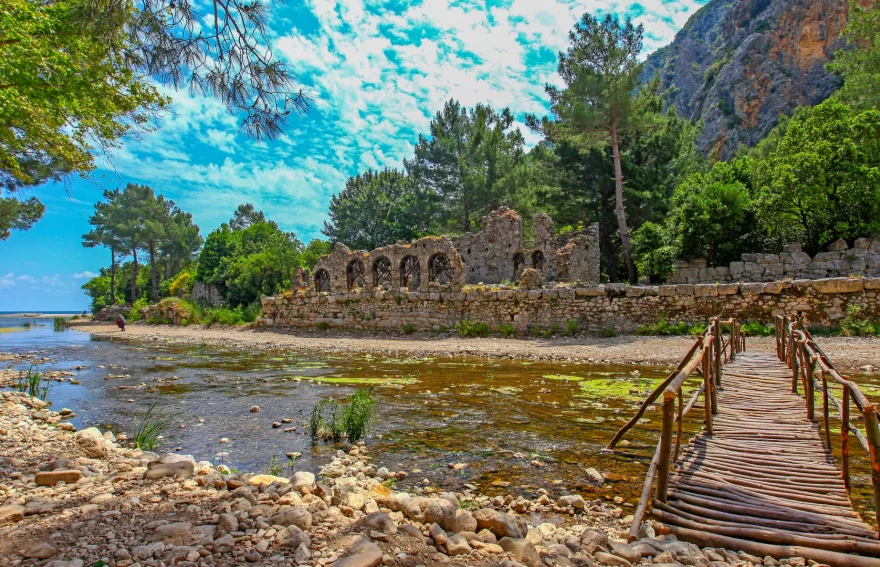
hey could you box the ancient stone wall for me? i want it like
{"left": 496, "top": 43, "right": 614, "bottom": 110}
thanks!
{"left": 191, "top": 282, "right": 223, "bottom": 307}
{"left": 310, "top": 208, "right": 601, "bottom": 293}
{"left": 260, "top": 277, "right": 880, "bottom": 334}
{"left": 310, "top": 236, "right": 466, "bottom": 295}
{"left": 669, "top": 238, "right": 880, "bottom": 285}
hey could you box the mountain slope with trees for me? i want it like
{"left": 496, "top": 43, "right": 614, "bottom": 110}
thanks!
{"left": 644, "top": 0, "right": 851, "bottom": 160}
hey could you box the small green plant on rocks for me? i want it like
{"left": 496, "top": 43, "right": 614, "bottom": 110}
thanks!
{"left": 402, "top": 323, "right": 416, "bottom": 335}
{"left": 309, "top": 388, "right": 375, "bottom": 443}
{"left": 565, "top": 320, "right": 579, "bottom": 336}
{"left": 131, "top": 401, "right": 173, "bottom": 451}
{"left": 499, "top": 323, "right": 515, "bottom": 338}
{"left": 16, "top": 366, "right": 49, "bottom": 400}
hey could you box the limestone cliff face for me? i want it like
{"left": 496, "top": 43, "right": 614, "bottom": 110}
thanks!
{"left": 644, "top": 0, "right": 851, "bottom": 159}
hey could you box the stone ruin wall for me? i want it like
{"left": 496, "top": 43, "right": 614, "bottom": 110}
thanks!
{"left": 298, "top": 208, "right": 601, "bottom": 298}
{"left": 669, "top": 238, "right": 880, "bottom": 285}
{"left": 451, "top": 208, "right": 600, "bottom": 285}
{"left": 191, "top": 282, "right": 223, "bottom": 307}
{"left": 260, "top": 277, "right": 880, "bottom": 334}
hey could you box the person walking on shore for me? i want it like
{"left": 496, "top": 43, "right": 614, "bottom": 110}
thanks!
{"left": 116, "top": 315, "right": 126, "bottom": 332}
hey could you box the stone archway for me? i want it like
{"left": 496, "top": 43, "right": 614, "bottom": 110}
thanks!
{"left": 314, "top": 269, "right": 331, "bottom": 293}
{"left": 400, "top": 255, "right": 421, "bottom": 291}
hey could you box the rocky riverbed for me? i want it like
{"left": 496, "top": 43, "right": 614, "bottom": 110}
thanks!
{"left": 0, "top": 390, "right": 823, "bottom": 567}
{"left": 69, "top": 321, "right": 880, "bottom": 370}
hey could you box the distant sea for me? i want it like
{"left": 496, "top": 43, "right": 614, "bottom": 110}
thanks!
{"left": 0, "top": 311, "right": 84, "bottom": 315}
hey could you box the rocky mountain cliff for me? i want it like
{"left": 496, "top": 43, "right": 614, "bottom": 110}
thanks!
{"left": 644, "top": 0, "right": 851, "bottom": 159}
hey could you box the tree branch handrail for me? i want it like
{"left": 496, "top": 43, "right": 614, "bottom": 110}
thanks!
{"left": 776, "top": 315, "right": 880, "bottom": 532}
{"left": 615, "top": 317, "right": 742, "bottom": 541}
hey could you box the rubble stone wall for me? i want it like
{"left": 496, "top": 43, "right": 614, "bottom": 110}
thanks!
{"left": 260, "top": 277, "right": 880, "bottom": 334}
{"left": 669, "top": 238, "right": 880, "bottom": 284}
{"left": 191, "top": 282, "right": 224, "bottom": 307}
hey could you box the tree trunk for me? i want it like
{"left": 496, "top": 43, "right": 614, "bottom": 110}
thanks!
{"left": 149, "top": 240, "right": 158, "bottom": 302}
{"left": 131, "top": 248, "right": 139, "bottom": 304}
{"left": 110, "top": 248, "right": 116, "bottom": 305}
{"left": 610, "top": 118, "right": 638, "bottom": 284}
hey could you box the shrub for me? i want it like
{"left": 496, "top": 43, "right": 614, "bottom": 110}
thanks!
{"left": 456, "top": 319, "right": 490, "bottom": 337}
{"left": 739, "top": 321, "right": 775, "bottom": 337}
{"left": 128, "top": 297, "right": 149, "bottom": 321}
{"left": 316, "top": 322, "right": 330, "bottom": 330}
{"left": 840, "top": 305, "right": 880, "bottom": 337}
{"left": 565, "top": 320, "right": 579, "bottom": 336}
{"left": 131, "top": 402, "right": 173, "bottom": 451}
{"left": 168, "top": 271, "right": 195, "bottom": 298}
{"left": 53, "top": 317, "right": 69, "bottom": 331}
{"left": 499, "top": 324, "right": 515, "bottom": 338}
{"left": 402, "top": 323, "right": 416, "bottom": 335}
{"left": 309, "top": 388, "right": 375, "bottom": 443}
{"left": 599, "top": 326, "right": 616, "bottom": 338}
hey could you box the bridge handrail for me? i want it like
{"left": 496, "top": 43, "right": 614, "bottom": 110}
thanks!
{"left": 608, "top": 317, "right": 744, "bottom": 541}
{"left": 776, "top": 314, "right": 880, "bottom": 532}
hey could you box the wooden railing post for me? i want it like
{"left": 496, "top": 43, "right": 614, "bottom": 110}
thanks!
{"left": 657, "top": 392, "right": 676, "bottom": 503}
{"left": 714, "top": 320, "right": 722, "bottom": 382}
{"left": 703, "top": 340, "right": 714, "bottom": 434}
{"left": 775, "top": 317, "right": 781, "bottom": 360}
{"left": 822, "top": 367, "right": 831, "bottom": 449}
{"left": 842, "top": 384, "right": 851, "bottom": 491}
{"left": 802, "top": 342, "right": 814, "bottom": 421}
{"left": 861, "top": 405, "right": 880, "bottom": 533}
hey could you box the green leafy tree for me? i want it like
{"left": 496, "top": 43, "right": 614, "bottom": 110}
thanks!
{"left": 0, "top": 197, "right": 44, "bottom": 240}
{"left": 196, "top": 224, "right": 239, "bottom": 293}
{"left": 405, "top": 100, "right": 526, "bottom": 233}
{"left": 81, "top": 270, "right": 116, "bottom": 312}
{"left": 754, "top": 100, "right": 880, "bottom": 253}
{"left": 631, "top": 221, "right": 675, "bottom": 283}
{"left": 666, "top": 161, "right": 758, "bottom": 266}
{"left": 82, "top": 189, "right": 126, "bottom": 303}
{"left": 830, "top": 1, "right": 880, "bottom": 110}
{"left": 302, "top": 239, "right": 332, "bottom": 269}
{"left": 528, "top": 14, "right": 647, "bottom": 284}
{"left": 230, "top": 203, "right": 267, "bottom": 231}
{"left": 323, "top": 169, "right": 430, "bottom": 249}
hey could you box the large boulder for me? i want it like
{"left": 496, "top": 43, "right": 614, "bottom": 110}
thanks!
{"left": 498, "top": 537, "right": 539, "bottom": 567}
{"left": 329, "top": 539, "right": 383, "bottom": 567}
{"left": 270, "top": 506, "right": 312, "bottom": 531}
{"left": 75, "top": 428, "right": 108, "bottom": 458}
{"left": 474, "top": 508, "right": 524, "bottom": 539}
{"left": 144, "top": 461, "right": 194, "bottom": 481}
{"left": 291, "top": 471, "right": 316, "bottom": 494}
{"left": 402, "top": 497, "right": 458, "bottom": 531}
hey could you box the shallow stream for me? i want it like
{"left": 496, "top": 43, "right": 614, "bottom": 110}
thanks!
{"left": 2, "top": 316, "right": 879, "bottom": 522}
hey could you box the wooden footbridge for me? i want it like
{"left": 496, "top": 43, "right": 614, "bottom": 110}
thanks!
{"left": 607, "top": 316, "right": 880, "bottom": 566}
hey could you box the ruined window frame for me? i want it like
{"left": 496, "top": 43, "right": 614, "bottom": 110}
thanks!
{"left": 346, "top": 258, "right": 366, "bottom": 290}
{"left": 314, "top": 269, "right": 331, "bottom": 293}
{"left": 400, "top": 255, "right": 421, "bottom": 291}
{"left": 372, "top": 256, "right": 392, "bottom": 288}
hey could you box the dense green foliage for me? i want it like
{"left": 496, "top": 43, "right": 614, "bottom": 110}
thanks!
{"left": 81, "top": 184, "right": 202, "bottom": 308}
{"left": 195, "top": 208, "right": 305, "bottom": 307}
{"left": 830, "top": 1, "right": 880, "bottom": 110}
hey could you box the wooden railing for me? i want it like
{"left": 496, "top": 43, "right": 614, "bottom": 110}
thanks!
{"left": 776, "top": 315, "right": 880, "bottom": 531}
{"left": 605, "top": 317, "right": 744, "bottom": 541}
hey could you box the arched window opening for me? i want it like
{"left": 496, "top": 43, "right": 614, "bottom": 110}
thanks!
{"left": 314, "top": 269, "right": 331, "bottom": 293}
{"left": 400, "top": 255, "right": 421, "bottom": 291}
{"left": 513, "top": 252, "right": 525, "bottom": 278}
{"left": 429, "top": 253, "right": 453, "bottom": 284}
{"left": 373, "top": 257, "right": 392, "bottom": 288}
{"left": 347, "top": 259, "right": 366, "bottom": 290}
{"left": 532, "top": 250, "right": 545, "bottom": 271}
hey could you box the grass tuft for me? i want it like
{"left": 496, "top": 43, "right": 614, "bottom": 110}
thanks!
{"left": 131, "top": 402, "right": 174, "bottom": 451}
{"left": 309, "top": 388, "right": 375, "bottom": 443}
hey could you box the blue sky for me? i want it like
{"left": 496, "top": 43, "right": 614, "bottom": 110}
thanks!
{"left": 1, "top": 0, "right": 708, "bottom": 311}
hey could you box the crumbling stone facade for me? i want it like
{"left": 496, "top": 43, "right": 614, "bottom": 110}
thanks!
{"left": 669, "top": 238, "right": 880, "bottom": 285}
{"left": 191, "top": 282, "right": 223, "bottom": 307}
{"left": 260, "top": 277, "right": 880, "bottom": 334}
{"left": 451, "top": 208, "right": 600, "bottom": 285}
{"left": 309, "top": 236, "right": 466, "bottom": 295}
{"left": 306, "top": 209, "right": 600, "bottom": 297}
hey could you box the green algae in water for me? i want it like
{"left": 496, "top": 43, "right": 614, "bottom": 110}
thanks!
{"left": 542, "top": 374, "right": 585, "bottom": 381}
{"left": 576, "top": 377, "right": 666, "bottom": 401}
{"left": 305, "top": 375, "right": 418, "bottom": 386}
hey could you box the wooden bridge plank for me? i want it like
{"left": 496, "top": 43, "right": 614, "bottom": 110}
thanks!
{"left": 652, "top": 351, "right": 878, "bottom": 558}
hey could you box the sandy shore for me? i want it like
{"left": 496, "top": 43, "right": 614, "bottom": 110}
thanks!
{"left": 69, "top": 321, "right": 880, "bottom": 370}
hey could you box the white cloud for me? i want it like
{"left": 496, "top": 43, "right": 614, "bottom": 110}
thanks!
{"left": 91, "top": 0, "right": 707, "bottom": 242}
{"left": 0, "top": 273, "right": 14, "bottom": 288}
{"left": 73, "top": 271, "right": 99, "bottom": 280}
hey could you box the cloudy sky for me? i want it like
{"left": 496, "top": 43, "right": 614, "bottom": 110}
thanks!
{"left": 1, "top": 0, "right": 708, "bottom": 311}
